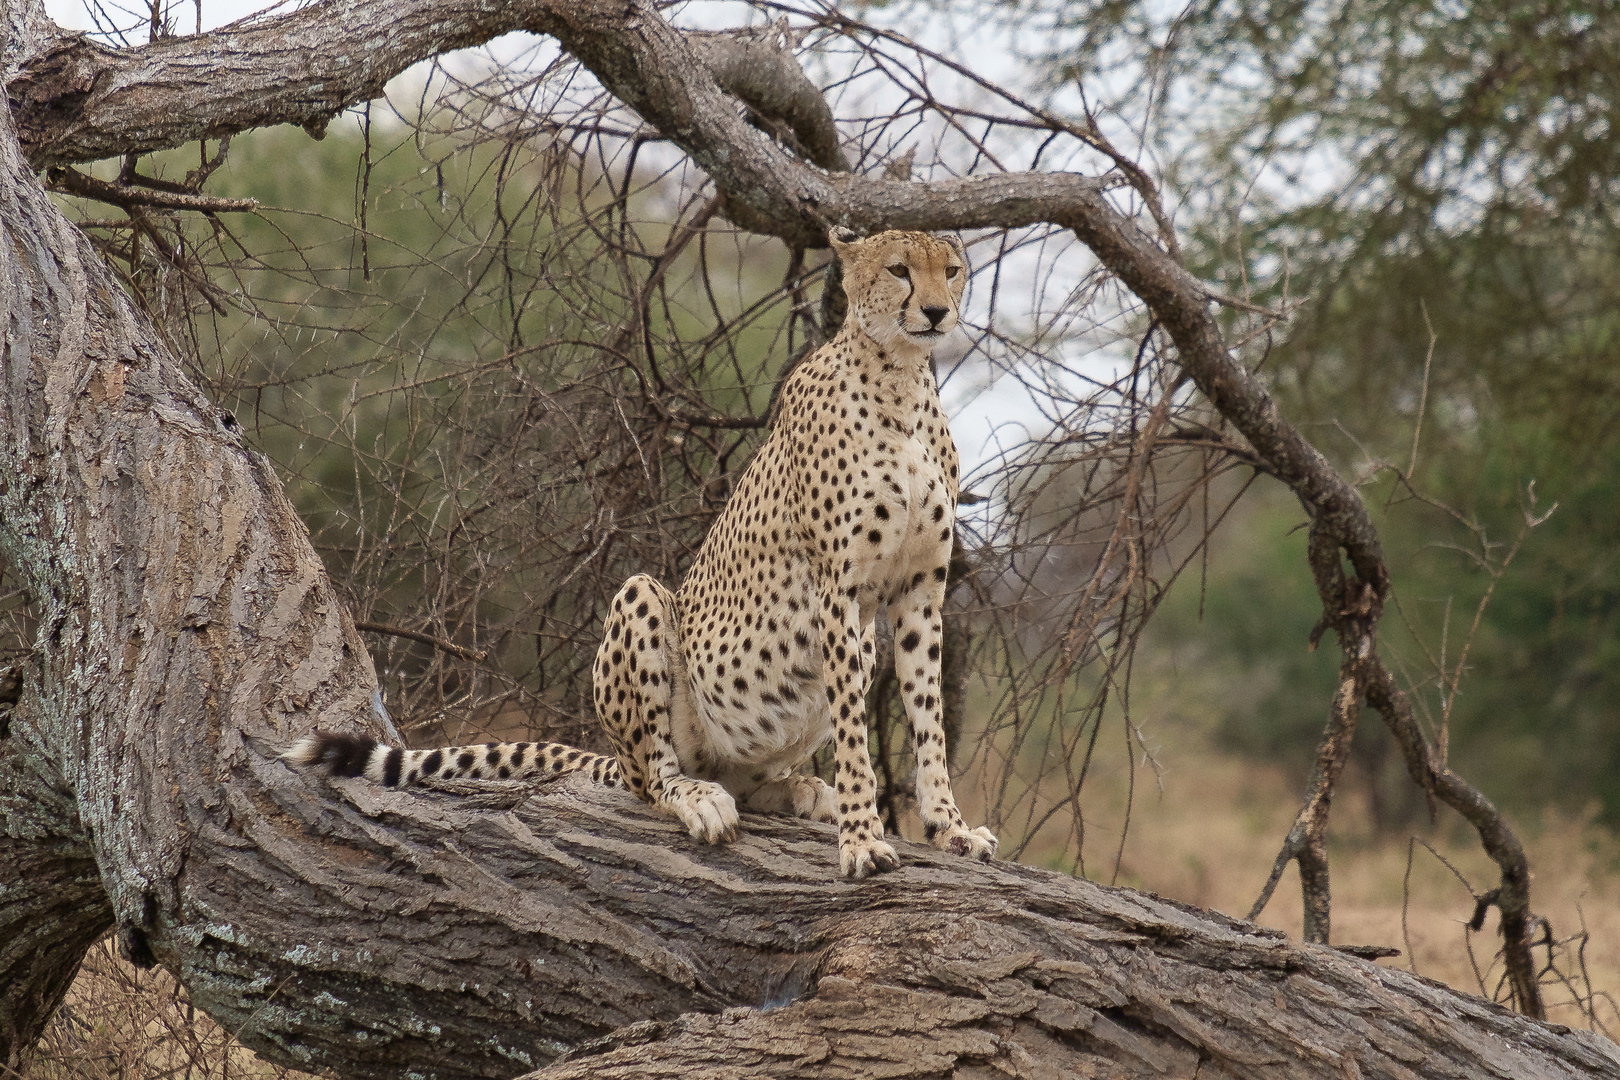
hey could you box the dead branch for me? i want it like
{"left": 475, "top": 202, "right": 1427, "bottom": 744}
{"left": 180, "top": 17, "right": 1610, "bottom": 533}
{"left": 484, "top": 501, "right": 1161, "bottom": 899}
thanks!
{"left": 353, "top": 622, "right": 489, "bottom": 664}
{"left": 45, "top": 165, "right": 258, "bottom": 212}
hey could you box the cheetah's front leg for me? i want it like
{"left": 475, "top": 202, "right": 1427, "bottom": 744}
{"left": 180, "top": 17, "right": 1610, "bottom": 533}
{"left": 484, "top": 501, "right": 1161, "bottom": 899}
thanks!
{"left": 819, "top": 586, "right": 898, "bottom": 877}
{"left": 889, "top": 578, "right": 997, "bottom": 863}
{"left": 594, "top": 574, "right": 738, "bottom": 843}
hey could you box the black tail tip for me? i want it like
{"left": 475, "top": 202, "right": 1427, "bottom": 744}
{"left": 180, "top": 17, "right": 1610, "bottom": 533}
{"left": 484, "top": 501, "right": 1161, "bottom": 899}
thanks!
{"left": 282, "top": 730, "right": 379, "bottom": 778}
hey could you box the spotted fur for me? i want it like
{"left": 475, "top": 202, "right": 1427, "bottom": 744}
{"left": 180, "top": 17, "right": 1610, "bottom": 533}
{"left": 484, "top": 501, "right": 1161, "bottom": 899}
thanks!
{"left": 282, "top": 730, "right": 623, "bottom": 788}
{"left": 285, "top": 228, "right": 997, "bottom": 878}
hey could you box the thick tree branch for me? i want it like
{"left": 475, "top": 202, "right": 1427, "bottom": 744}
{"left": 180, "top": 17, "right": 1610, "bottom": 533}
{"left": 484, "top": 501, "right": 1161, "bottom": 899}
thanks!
{"left": 687, "top": 24, "right": 850, "bottom": 174}
{"left": 7, "top": 0, "right": 847, "bottom": 174}
{"left": 0, "top": 75, "right": 379, "bottom": 1065}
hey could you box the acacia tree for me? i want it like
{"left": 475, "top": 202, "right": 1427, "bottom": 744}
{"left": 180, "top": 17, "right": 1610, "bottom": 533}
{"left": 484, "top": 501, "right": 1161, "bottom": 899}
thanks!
{"left": 1, "top": 0, "right": 1612, "bottom": 1076}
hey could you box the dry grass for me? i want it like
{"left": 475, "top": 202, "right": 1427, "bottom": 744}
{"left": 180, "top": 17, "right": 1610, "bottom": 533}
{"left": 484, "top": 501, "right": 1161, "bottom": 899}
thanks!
{"left": 1009, "top": 732, "right": 1620, "bottom": 1036}
{"left": 16, "top": 939, "right": 313, "bottom": 1080}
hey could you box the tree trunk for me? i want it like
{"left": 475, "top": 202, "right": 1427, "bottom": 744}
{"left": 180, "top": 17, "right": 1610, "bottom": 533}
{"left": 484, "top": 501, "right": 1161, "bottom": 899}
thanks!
{"left": 0, "top": 0, "right": 1607, "bottom": 1075}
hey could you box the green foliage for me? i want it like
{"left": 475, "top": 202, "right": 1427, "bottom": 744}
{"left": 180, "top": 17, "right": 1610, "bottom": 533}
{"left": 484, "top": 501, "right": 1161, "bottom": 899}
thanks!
{"left": 1149, "top": 446, "right": 1620, "bottom": 820}
{"left": 1378, "top": 429, "right": 1620, "bottom": 818}
{"left": 1147, "top": 493, "right": 1340, "bottom": 774}
{"left": 994, "top": 0, "right": 1620, "bottom": 817}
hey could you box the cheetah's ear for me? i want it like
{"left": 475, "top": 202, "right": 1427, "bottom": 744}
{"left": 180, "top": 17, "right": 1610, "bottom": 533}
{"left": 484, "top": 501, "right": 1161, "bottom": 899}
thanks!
{"left": 829, "top": 226, "right": 861, "bottom": 257}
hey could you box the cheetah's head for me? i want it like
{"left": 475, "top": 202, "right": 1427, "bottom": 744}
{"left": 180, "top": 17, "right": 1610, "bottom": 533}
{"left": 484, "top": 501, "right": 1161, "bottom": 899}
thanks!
{"left": 829, "top": 228, "right": 967, "bottom": 352}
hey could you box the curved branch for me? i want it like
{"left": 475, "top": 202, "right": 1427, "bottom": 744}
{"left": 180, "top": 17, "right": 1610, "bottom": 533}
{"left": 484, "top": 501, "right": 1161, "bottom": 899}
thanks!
{"left": 688, "top": 25, "right": 850, "bottom": 173}
{"left": 8, "top": 0, "right": 845, "bottom": 174}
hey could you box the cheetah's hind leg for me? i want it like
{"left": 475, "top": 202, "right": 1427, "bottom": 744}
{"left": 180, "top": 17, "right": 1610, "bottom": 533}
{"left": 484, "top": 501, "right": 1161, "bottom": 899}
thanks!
{"left": 594, "top": 574, "right": 739, "bottom": 844}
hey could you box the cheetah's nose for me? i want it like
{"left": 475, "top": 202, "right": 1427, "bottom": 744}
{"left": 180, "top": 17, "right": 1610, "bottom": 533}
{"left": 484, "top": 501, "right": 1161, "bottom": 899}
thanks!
{"left": 921, "top": 306, "right": 949, "bottom": 328}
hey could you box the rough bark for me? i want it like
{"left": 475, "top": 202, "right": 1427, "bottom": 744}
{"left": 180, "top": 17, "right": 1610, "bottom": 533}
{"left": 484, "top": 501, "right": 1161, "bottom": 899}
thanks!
{"left": 0, "top": 0, "right": 1585, "bottom": 1073}
{"left": 0, "top": 69, "right": 377, "bottom": 1069}
{"left": 0, "top": 682, "right": 112, "bottom": 1066}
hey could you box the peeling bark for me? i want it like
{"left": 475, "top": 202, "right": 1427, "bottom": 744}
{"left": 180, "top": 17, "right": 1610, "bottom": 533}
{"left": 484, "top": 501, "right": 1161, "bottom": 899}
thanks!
{"left": 0, "top": 0, "right": 1587, "bottom": 1073}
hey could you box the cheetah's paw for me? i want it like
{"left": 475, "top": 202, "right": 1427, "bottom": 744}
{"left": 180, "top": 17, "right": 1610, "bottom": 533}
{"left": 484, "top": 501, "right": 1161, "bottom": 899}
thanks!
{"left": 787, "top": 776, "right": 838, "bottom": 823}
{"left": 929, "top": 823, "right": 997, "bottom": 862}
{"left": 839, "top": 835, "right": 899, "bottom": 879}
{"left": 663, "top": 780, "right": 739, "bottom": 844}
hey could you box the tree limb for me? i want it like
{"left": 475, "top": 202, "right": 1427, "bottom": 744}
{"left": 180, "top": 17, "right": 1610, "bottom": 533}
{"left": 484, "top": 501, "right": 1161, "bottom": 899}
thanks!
{"left": 686, "top": 23, "right": 850, "bottom": 174}
{"left": 7, "top": 0, "right": 845, "bottom": 174}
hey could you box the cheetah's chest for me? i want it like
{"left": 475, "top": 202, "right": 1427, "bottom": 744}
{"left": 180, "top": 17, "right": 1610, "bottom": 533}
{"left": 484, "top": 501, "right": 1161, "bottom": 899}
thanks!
{"left": 853, "top": 403, "right": 956, "bottom": 608}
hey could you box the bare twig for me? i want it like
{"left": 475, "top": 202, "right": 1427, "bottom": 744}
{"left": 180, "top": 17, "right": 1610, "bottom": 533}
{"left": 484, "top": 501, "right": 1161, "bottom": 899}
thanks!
{"left": 45, "top": 166, "right": 257, "bottom": 212}
{"left": 1406, "top": 302, "right": 1436, "bottom": 478}
{"left": 354, "top": 622, "right": 488, "bottom": 663}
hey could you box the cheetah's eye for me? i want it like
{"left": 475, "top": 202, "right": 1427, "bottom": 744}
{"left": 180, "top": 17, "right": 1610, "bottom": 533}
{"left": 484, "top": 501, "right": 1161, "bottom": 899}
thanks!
{"left": 944, "top": 265, "right": 960, "bottom": 279}
{"left": 887, "top": 264, "right": 910, "bottom": 279}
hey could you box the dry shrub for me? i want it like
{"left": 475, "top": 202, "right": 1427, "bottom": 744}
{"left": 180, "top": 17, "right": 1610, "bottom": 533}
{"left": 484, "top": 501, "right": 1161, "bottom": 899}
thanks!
{"left": 16, "top": 939, "right": 313, "bottom": 1080}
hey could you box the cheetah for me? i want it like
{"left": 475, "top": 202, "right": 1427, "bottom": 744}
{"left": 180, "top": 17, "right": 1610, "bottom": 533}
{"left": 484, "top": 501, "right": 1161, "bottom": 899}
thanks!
{"left": 286, "top": 228, "right": 997, "bottom": 878}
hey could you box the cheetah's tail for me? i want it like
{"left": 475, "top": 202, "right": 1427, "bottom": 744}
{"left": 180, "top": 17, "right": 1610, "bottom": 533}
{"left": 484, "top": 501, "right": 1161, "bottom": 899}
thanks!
{"left": 281, "top": 730, "right": 625, "bottom": 789}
